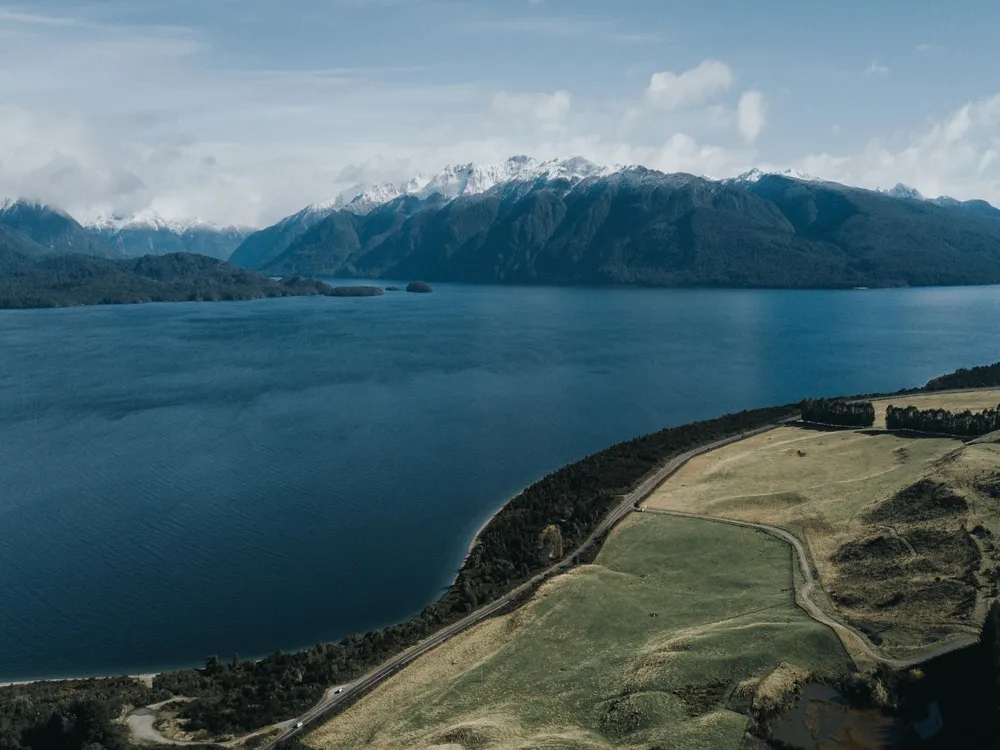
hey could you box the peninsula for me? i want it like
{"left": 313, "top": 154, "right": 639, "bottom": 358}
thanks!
{"left": 0, "top": 247, "right": 382, "bottom": 309}
{"left": 4, "top": 363, "right": 1000, "bottom": 749}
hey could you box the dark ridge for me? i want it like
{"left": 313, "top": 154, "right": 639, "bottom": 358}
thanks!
{"left": 864, "top": 479, "right": 969, "bottom": 525}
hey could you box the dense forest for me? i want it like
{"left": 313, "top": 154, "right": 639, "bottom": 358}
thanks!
{"left": 0, "top": 248, "right": 381, "bottom": 308}
{"left": 886, "top": 404, "right": 1000, "bottom": 437}
{"left": 0, "top": 679, "right": 163, "bottom": 750}
{"left": 799, "top": 398, "right": 876, "bottom": 427}
{"left": 925, "top": 362, "right": 1000, "bottom": 391}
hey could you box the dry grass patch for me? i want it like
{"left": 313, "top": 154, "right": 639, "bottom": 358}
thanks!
{"left": 751, "top": 663, "right": 809, "bottom": 715}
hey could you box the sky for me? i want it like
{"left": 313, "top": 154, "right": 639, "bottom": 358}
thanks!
{"left": 1, "top": 0, "right": 999, "bottom": 227}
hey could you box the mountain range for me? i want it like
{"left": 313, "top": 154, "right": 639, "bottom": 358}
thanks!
{"left": 226, "top": 156, "right": 1000, "bottom": 289}
{"left": 86, "top": 213, "right": 254, "bottom": 260}
{"left": 0, "top": 200, "right": 253, "bottom": 262}
{"left": 5, "top": 155, "right": 1000, "bottom": 290}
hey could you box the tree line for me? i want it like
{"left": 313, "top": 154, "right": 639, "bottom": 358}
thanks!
{"left": 886, "top": 404, "right": 1000, "bottom": 437}
{"left": 799, "top": 398, "right": 876, "bottom": 427}
{"left": 925, "top": 362, "right": 1000, "bottom": 391}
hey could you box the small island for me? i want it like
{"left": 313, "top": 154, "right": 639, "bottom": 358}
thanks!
{"left": 406, "top": 280, "right": 433, "bottom": 293}
{"left": 0, "top": 249, "right": 382, "bottom": 309}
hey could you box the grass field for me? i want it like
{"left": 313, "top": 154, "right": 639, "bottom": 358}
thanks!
{"left": 306, "top": 514, "right": 851, "bottom": 750}
{"left": 645, "top": 421, "right": 1000, "bottom": 658}
{"left": 871, "top": 389, "right": 1000, "bottom": 429}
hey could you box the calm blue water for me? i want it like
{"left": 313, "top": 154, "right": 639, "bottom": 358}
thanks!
{"left": 1, "top": 283, "right": 999, "bottom": 680}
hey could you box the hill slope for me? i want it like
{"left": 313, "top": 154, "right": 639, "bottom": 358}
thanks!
{"left": 0, "top": 224, "right": 48, "bottom": 258}
{"left": 250, "top": 170, "right": 1000, "bottom": 288}
{"left": 0, "top": 199, "right": 119, "bottom": 257}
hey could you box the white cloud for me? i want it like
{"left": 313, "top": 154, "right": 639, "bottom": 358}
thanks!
{"left": 491, "top": 90, "right": 572, "bottom": 131}
{"left": 736, "top": 91, "right": 766, "bottom": 143}
{"left": 865, "top": 62, "right": 889, "bottom": 75}
{"left": 794, "top": 92, "right": 1000, "bottom": 203}
{"left": 704, "top": 104, "right": 732, "bottom": 131}
{"left": 648, "top": 132, "right": 754, "bottom": 177}
{"left": 645, "top": 59, "right": 733, "bottom": 111}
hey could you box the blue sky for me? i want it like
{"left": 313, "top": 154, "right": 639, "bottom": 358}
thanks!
{"left": 1, "top": 0, "right": 998, "bottom": 225}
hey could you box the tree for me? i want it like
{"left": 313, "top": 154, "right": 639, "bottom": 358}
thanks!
{"left": 800, "top": 398, "right": 875, "bottom": 427}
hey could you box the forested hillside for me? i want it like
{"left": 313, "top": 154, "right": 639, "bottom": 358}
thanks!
{"left": 0, "top": 249, "right": 372, "bottom": 308}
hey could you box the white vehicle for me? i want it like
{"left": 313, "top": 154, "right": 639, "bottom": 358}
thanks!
{"left": 335, "top": 687, "right": 344, "bottom": 694}
{"left": 295, "top": 722, "right": 303, "bottom": 729}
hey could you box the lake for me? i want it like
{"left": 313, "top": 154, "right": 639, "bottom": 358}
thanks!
{"left": 2, "top": 283, "right": 999, "bottom": 680}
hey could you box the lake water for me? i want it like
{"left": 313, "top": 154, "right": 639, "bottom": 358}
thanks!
{"left": 2, "top": 283, "right": 999, "bottom": 680}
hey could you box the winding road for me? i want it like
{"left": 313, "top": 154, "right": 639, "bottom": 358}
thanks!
{"left": 640, "top": 508, "right": 977, "bottom": 668}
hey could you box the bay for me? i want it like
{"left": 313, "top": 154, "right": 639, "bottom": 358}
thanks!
{"left": 1, "top": 283, "right": 999, "bottom": 680}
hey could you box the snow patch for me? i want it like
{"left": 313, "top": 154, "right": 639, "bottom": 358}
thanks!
{"left": 730, "top": 167, "right": 820, "bottom": 183}
{"left": 876, "top": 183, "right": 925, "bottom": 200}
{"left": 298, "top": 155, "right": 618, "bottom": 223}
{"left": 85, "top": 210, "right": 252, "bottom": 235}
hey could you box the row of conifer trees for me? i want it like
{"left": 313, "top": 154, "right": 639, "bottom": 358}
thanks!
{"left": 799, "top": 398, "right": 1000, "bottom": 437}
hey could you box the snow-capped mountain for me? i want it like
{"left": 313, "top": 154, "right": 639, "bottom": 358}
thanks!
{"left": 229, "top": 156, "right": 618, "bottom": 269}
{"left": 85, "top": 211, "right": 252, "bottom": 235}
{"left": 316, "top": 155, "right": 615, "bottom": 218}
{"left": 1, "top": 197, "right": 71, "bottom": 217}
{"left": 729, "top": 167, "right": 820, "bottom": 184}
{"left": 871, "top": 184, "right": 1000, "bottom": 217}
{"left": 877, "top": 183, "right": 925, "bottom": 200}
{"left": 84, "top": 210, "right": 254, "bottom": 260}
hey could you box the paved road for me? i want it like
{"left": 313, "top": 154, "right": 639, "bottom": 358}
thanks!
{"left": 262, "top": 420, "right": 790, "bottom": 748}
{"left": 640, "top": 508, "right": 977, "bottom": 668}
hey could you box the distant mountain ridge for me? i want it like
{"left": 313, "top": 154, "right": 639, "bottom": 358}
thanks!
{"left": 224, "top": 159, "right": 1000, "bottom": 289}
{"left": 84, "top": 211, "right": 254, "bottom": 260}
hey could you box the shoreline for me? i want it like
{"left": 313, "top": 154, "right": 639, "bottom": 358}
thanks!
{"left": 0, "top": 672, "right": 158, "bottom": 689}
{"left": 463, "top": 498, "right": 512, "bottom": 562}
